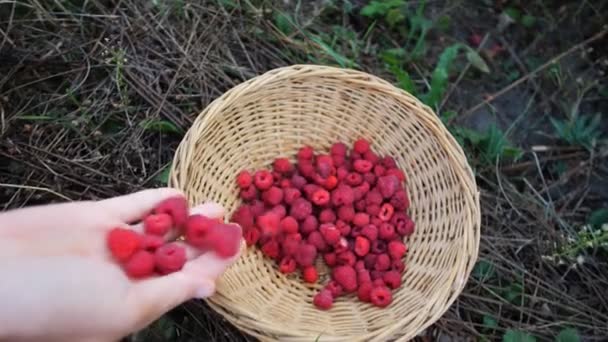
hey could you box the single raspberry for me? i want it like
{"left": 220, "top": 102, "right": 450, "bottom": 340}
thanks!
{"left": 371, "top": 240, "right": 387, "bottom": 254}
{"left": 363, "top": 172, "right": 376, "bottom": 187}
{"left": 378, "top": 203, "right": 395, "bottom": 222}
{"left": 298, "top": 162, "right": 315, "bottom": 178}
{"left": 257, "top": 212, "right": 280, "bottom": 237}
{"left": 303, "top": 184, "right": 320, "bottom": 200}
{"left": 308, "top": 231, "right": 328, "bottom": 252}
{"left": 206, "top": 223, "right": 242, "bottom": 258}
{"left": 364, "top": 254, "right": 377, "bottom": 269}
{"left": 363, "top": 150, "right": 379, "bottom": 165}
{"left": 143, "top": 213, "right": 173, "bottom": 236}
{"left": 357, "top": 269, "right": 372, "bottom": 284}
{"left": 398, "top": 219, "right": 415, "bottom": 237}
{"left": 154, "top": 196, "right": 189, "bottom": 229}
{"left": 379, "top": 223, "right": 396, "bottom": 240}
{"left": 230, "top": 205, "right": 254, "bottom": 230}
{"left": 331, "top": 185, "right": 355, "bottom": 206}
{"left": 353, "top": 182, "right": 371, "bottom": 201}
{"left": 270, "top": 205, "right": 287, "bottom": 219}
{"left": 366, "top": 204, "right": 381, "bottom": 216}
{"left": 370, "top": 286, "right": 392, "bottom": 308}
{"left": 283, "top": 188, "right": 301, "bottom": 205}
{"left": 313, "top": 289, "right": 333, "bottom": 310}
{"left": 377, "top": 175, "right": 399, "bottom": 198}
{"left": 336, "top": 221, "right": 351, "bottom": 236}
{"left": 261, "top": 186, "right": 283, "bottom": 206}
{"left": 239, "top": 186, "right": 258, "bottom": 201}
{"left": 297, "top": 145, "right": 314, "bottom": 161}
{"left": 330, "top": 142, "right": 348, "bottom": 156}
{"left": 350, "top": 225, "right": 363, "bottom": 237}
{"left": 141, "top": 234, "right": 165, "bottom": 252}
{"left": 337, "top": 205, "right": 355, "bottom": 222}
{"left": 334, "top": 237, "right": 349, "bottom": 254}
{"left": 324, "top": 252, "right": 337, "bottom": 266}
{"left": 383, "top": 270, "right": 402, "bottom": 289}
{"left": 302, "top": 266, "right": 318, "bottom": 283}
{"left": 316, "top": 154, "right": 334, "bottom": 168}
{"left": 323, "top": 175, "right": 338, "bottom": 190}
{"left": 290, "top": 198, "right": 312, "bottom": 220}
{"left": 236, "top": 170, "right": 253, "bottom": 189}
{"left": 279, "top": 179, "right": 292, "bottom": 188}
{"left": 107, "top": 228, "right": 142, "bottom": 262}
{"left": 336, "top": 166, "right": 349, "bottom": 180}
{"left": 337, "top": 250, "right": 356, "bottom": 266}
{"left": 254, "top": 170, "right": 273, "bottom": 190}
{"left": 319, "top": 208, "right": 336, "bottom": 223}
{"left": 388, "top": 240, "right": 407, "bottom": 260}
{"left": 290, "top": 174, "right": 307, "bottom": 189}
{"left": 295, "top": 243, "right": 317, "bottom": 267}
{"left": 345, "top": 172, "right": 363, "bottom": 186}
{"left": 357, "top": 282, "right": 373, "bottom": 302}
{"left": 124, "top": 250, "right": 155, "bottom": 278}
{"left": 361, "top": 224, "right": 378, "bottom": 241}
{"left": 300, "top": 215, "right": 318, "bottom": 236}
{"left": 371, "top": 270, "right": 383, "bottom": 281}
{"left": 279, "top": 257, "right": 297, "bottom": 274}
{"left": 332, "top": 154, "right": 346, "bottom": 167}
{"left": 375, "top": 254, "right": 391, "bottom": 271}
{"left": 350, "top": 151, "right": 362, "bottom": 160}
{"left": 382, "top": 156, "right": 397, "bottom": 169}
{"left": 354, "top": 236, "right": 371, "bottom": 256}
{"left": 392, "top": 259, "right": 406, "bottom": 273}
{"left": 370, "top": 216, "right": 382, "bottom": 227}
{"left": 366, "top": 190, "right": 383, "bottom": 206}
{"left": 155, "top": 243, "right": 187, "bottom": 274}
{"left": 311, "top": 188, "right": 330, "bottom": 206}
{"left": 273, "top": 158, "right": 293, "bottom": 174}
{"left": 353, "top": 159, "right": 373, "bottom": 173}
{"left": 271, "top": 171, "right": 282, "bottom": 184}
{"left": 353, "top": 138, "right": 370, "bottom": 154}
{"left": 249, "top": 200, "right": 265, "bottom": 217}
{"left": 261, "top": 239, "right": 280, "bottom": 259}
{"left": 332, "top": 265, "right": 358, "bottom": 292}
{"left": 373, "top": 164, "right": 386, "bottom": 177}
{"left": 282, "top": 233, "right": 301, "bottom": 256}
{"left": 279, "top": 216, "right": 298, "bottom": 234}
{"left": 325, "top": 280, "right": 344, "bottom": 297}
{"left": 353, "top": 213, "right": 370, "bottom": 227}
{"left": 355, "top": 260, "right": 366, "bottom": 270}
{"left": 244, "top": 227, "right": 260, "bottom": 246}
{"left": 390, "top": 190, "right": 409, "bottom": 210}
{"left": 385, "top": 168, "right": 406, "bottom": 182}
{"left": 354, "top": 199, "right": 366, "bottom": 212}
{"left": 316, "top": 163, "right": 332, "bottom": 179}
{"left": 319, "top": 223, "right": 340, "bottom": 244}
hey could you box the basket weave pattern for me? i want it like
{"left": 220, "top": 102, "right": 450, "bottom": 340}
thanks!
{"left": 169, "top": 65, "right": 480, "bottom": 341}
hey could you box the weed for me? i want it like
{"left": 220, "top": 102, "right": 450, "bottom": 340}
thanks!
{"left": 553, "top": 209, "right": 608, "bottom": 259}
{"left": 503, "top": 329, "right": 536, "bottom": 342}
{"left": 451, "top": 124, "right": 523, "bottom": 165}
{"left": 550, "top": 113, "right": 603, "bottom": 150}
{"left": 139, "top": 119, "right": 182, "bottom": 134}
{"left": 556, "top": 328, "right": 581, "bottom": 342}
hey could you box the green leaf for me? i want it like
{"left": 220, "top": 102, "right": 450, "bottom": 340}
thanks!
{"left": 556, "top": 328, "right": 580, "bottom": 342}
{"left": 140, "top": 119, "right": 181, "bottom": 134}
{"left": 466, "top": 49, "right": 490, "bottom": 73}
{"left": 473, "top": 260, "right": 495, "bottom": 281}
{"left": 483, "top": 315, "right": 498, "bottom": 331}
{"left": 386, "top": 8, "right": 405, "bottom": 27}
{"left": 436, "top": 15, "right": 451, "bottom": 31}
{"left": 274, "top": 11, "right": 294, "bottom": 35}
{"left": 503, "top": 329, "right": 536, "bottom": 342}
{"left": 589, "top": 209, "right": 608, "bottom": 229}
{"left": 310, "top": 36, "right": 356, "bottom": 68}
{"left": 155, "top": 164, "right": 172, "bottom": 185}
{"left": 422, "top": 44, "right": 462, "bottom": 108}
{"left": 504, "top": 7, "right": 521, "bottom": 21}
{"left": 389, "top": 65, "right": 415, "bottom": 94}
{"left": 440, "top": 110, "right": 457, "bottom": 124}
{"left": 521, "top": 14, "right": 536, "bottom": 27}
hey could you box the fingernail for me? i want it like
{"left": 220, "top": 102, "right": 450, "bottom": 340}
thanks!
{"left": 195, "top": 281, "right": 215, "bottom": 298}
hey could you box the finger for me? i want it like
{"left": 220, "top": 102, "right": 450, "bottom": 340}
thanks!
{"left": 183, "top": 248, "right": 243, "bottom": 298}
{"left": 98, "top": 188, "right": 184, "bottom": 224}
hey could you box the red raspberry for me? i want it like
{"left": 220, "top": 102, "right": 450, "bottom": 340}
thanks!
{"left": 353, "top": 213, "right": 370, "bottom": 227}
{"left": 363, "top": 172, "right": 376, "bottom": 187}
{"left": 319, "top": 223, "right": 340, "bottom": 244}
{"left": 271, "top": 171, "right": 282, "bottom": 184}
{"left": 297, "top": 145, "right": 314, "bottom": 160}
{"left": 357, "top": 269, "right": 372, "bottom": 284}
{"left": 366, "top": 190, "right": 383, "bottom": 205}
{"left": 351, "top": 151, "right": 362, "bottom": 160}
{"left": 361, "top": 224, "right": 378, "bottom": 241}
{"left": 261, "top": 239, "right": 280, "bottom": 259}
{"left": 370, "top": 217, "right": 382, "bottom": 227}
{"left": 377, "top": 175, "right": 399, "bottom": 198}
{"left": 290, "top": 174, "right": 307, "bottom": 189}
{"left": 363, "top": 150, "right": 379, "bottom": 165}
{"left": 303, "top": 184, "right": 320, "bottom": 199}
{"left": 290, "top": 198, "right": 312, "bottom": 220}
{"left": 325, "top": 280, "right": 343, "bottom": 297}
{"left": 375, "top": 254, "right": 391, "bottom": 271}
{"left": 370, "top": 286, "right": 392, "bottom": 308}
{"left": 371, "top": 240, "right": 387, "bottom": 254}
{"left": 382, "top": 156, "right": 397, "bottom": 169}
{"left": 124, "top": 250, "right": 155, "bottom": 278}
{"left": 279, "top": 179, "right": 291, "bottom": 188}
{"left": 332, "top": 154, "right": 346, "bottom": 167}
{"left": 283, "top": 187, "right": 301, "bottom": 205}
{"left": 184, "top": 215, "right": 215, "bottom": 248}
{"left": 379, "top": 223, "right": 396, "bottom": 240}
{"left": 257, "top": 212, "right": 280, "bottom": 237}
{"left": 236, "top": 170, "right": 253, "bottom": 189}
{"left": 254, "top": 170, "right": 273, "bottom": 190}
{"left": 244, "top": 227, "right": 260, "bottom": 246}
{"left": 323, "top": 175, "right": 338, "bottom": 190}
{"left": 239, "top": 186, "right": 258, "bottom": 201}
{"left": 371, "top": 271, "right": 383, "bottom": 281}
{"left": 279, "top": 257, "right": 297, "bottom": 274}
{"left": 350, "top": 225, "right": 363, "bottom": 237}
{"left": 331, "top": 185, "right": 355, "bottom": 206}
{"left": 270, "top": 205, "right": 287, "bottom": 219}
{"left": 311, "top": 188, "right": 330, "bottom": 206}
{"left": 141, "top": 234, "right": 165, "bottom": 252}
{"left": 353, "top": 159, "right": 373, "bottom": 173}
{"left": 282, "top": 233, "right": 301, "bottom": 256}
{"left": 313, "top": 289, "right": 333, "bottom": 310}
{"left": 353, "top": 138, "right": 370, "bottom": 154}
{"left": 354, "top": 236, "right": 371, "bottom": 256}
{"left": 273, "top": 158, "right": 293, "bottom": 174}
{"left": 378, "top": 203, "right": 395, "bottom": 222}
{"left": 337, "top": 205, "right": 355, "bottom": 222}
{"left": 262, "top": 186, "right": 284, "bottom": 206}
{"left": 300, "top": 215, "right": 318, "bottom": 236}
{"left": 331, "top": 142, "right": 348, "bottom": 156}
{"left": 332, "top": 265, "right": 358, "bottom": 292}
{"left": 295, "top": 243, "right": 317, "bottom": 267}
{"left": 323, "top": 252, "right": 337, "bottom": 266}
{"left": 337, "top": 250, "right": 356, "bottom": 266}
{"left": 392, "top": 213, "right": 415, "bottom": 236}
{"left": 334, "top": 237, "right": 349, "bottom": 254}
{"left": 398, "top": 219, "right": 415, "bottom": 237}
{"left": 316, "top": 154, "right": 334, "bottom": 168}
{"left": 143, "top": 213, "right": 173, "bottom": 236}
{"left": 385, "top": 168, "right": 406, "bottom": 182}
{"left": 249, "top": 200, "right": 265, "bottom": 217}
{"left": 353, "top": 182, "right": 371, "bottom": 201}
{"left": 207, "top": 223, "right": 242, "bottom": 258}
{"left": 280, "top": 216, "right": 298, "bottom": 234}
{"left": 373, "top": 164, "right": 386, "bottom": 177}
{"left": 154, "top": 196, "right": 189, "bottom": 229}
{"left": 357, "top": 282, "right": 374, "bottom": 302}
{"left": 230, "top": 205, "right": 254, "bottom": 230}
{"left": 155, "top": 243, "right": 186, "bottom": 274}
{"left": 302, "top": 266, "right": 318, "bottom": 283}
{"left": 345, "top": 172, "right": 363, "bottom": 186}
{"left": 319, "top": 209, "right": 336, "bottom": 223}
{"left": 392, "top": 259, "right": 406, "bottom": 273}
{"left": 336, "top": 220, "right": 351, "bottom": 236}
{"left": 354, "top": 199, "right": 366, "bottom": 212}
{"left": 316, "top": 163, "right": 333, "bottom": 179}
{"left": 355, "top": 260, "right": 366, "bottom": 270}
{"left": 336, "top": 166, "right": 349, "bottom": 180}
{"left": 298, "top": 162, "right": 315, "bottom": 178}
{"left": 390, "top": 190, "right": 409, "bottom": 210}
{"left": 363, "top": 254, "right": 377, "bottom": 269}
{"left": 388, "top": 240, "right": 407, "bottom": 260}
{"left": 383, "top": 270, "right": 402, "bottom": 289}
{"left": 308, "top": 231, "right": 328, "bottom": 252}
{"left": 366, "top": 204, "right": 380, "bottom": 216}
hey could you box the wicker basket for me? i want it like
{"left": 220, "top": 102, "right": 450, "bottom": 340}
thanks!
{"left": 168, "top": 65, "right": 480, "bottom": 341}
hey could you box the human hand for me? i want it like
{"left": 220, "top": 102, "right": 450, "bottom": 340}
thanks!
{"left": 0, "top": 188, "right": 242, "bottom": 342}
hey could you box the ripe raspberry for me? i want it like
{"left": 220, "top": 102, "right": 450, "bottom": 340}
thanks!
{"left": 363, "top": 172, "right": 376, "bottom": 186}
{"left": 357, "top": 282, "right": 373, "bottom": 302}
{"left": 143, "top": 213, "right": 173, "bottom": 236}
{"left": 124, "top": 250, "right": 155, "bottom": 278}
{"left": 373, "top": 164, "right": 386, "bottom": 177}
{"left": 325, "top": 280, "right": 343, "bottom": 297}
{"left": 302, "top": 266, "right": 318, "bottom": 283}
{"left": 262, "top": 187, "right": 283, "bottom": 206}
{"left": 385, "top": 168, "right": 406, "bottom": 182}
{"left": 383, "top": 270, "right": 402, "bottom": 289}
{"left": 295, "top": 243, "right": 317, "bottom": 267}
{"left": 379, "top": 223, "right": 396, "bottom": 240}
{"left": 336, "top": 220, "right": 351, "bottom": 236}
{"left": 354, "top": 236, "right": 371, "bottom": 256}
{"left": 345, "top": 172, "right": 363, "bottom": 186}
{"left": 279, "top": 257, "right": 297, "bottom": 274}
{"left": 141, "top": 234, "right": 165, "bottom": 252}
{"left": 331, "top": 185, "right": 355, "bottom": 206}
{"left": 261, "top": 240, "right": 280, "bottom": 259}
{"left": 353, "top": 182, "right": 371, "bottom": 201}
{"left": 336, "top": 166, "right": 349, "bottom": 180}
{"left": 323, "top": 252, "right": 337, "bottom": 267}
{"left": 319, "top": 223, "right": 340, "bottom": 244}
{"left": 273, "top": 158, "right": 293, "bottom": 174}
{"left": 303, "top": 184, "right": 320, "bottom": 200}
{"left": 290, "top": 174, "right": 307, "bottom": 189}
{"left": 334, "top": 237, "right": 349, "bottom": 254}
{"left": 392, "top": 259, "right": 406, "bottom": 273}
{"left": 353, "top": 159, "right": 373, "bottom": 173}
{"left": 249, "top": 200, "right": 265, "bottom": 217}
{"left": 271, "top": 171, "right": 282, "bottom": 184}
{"left": 332, "top": 265, "right": 358, "bottom": 292}
{"left": 371, "top": 240, "right": 387, "bottom": 254}
{"left": 398, "top": 219, "right": 415, "bottom": 237}
{"left": 378, "top": 203, "right": 395, "bottom": 222}
{"left": 290, "top": 198, "right": 313, "bottom": 220}
{"left": 377, "top": 175, "right": 399, "bottom": 198}
{"left": 244, "top": 227, "right": 260, "bottom": 246}
{"left": 375, "top": 254, "right": 391, "bottom": 271}
{"left": 382, "top": 156, "right": 397, "bottom": 169}
{"left": 350, "top": 225, "right": 363, "bottom": 237}
{"left": 279, "top": 179, "right": 291, "bottom": 188}
{"left": 308, "top": 231, "right": 328, "bottom": 252}
{"left": 319, "top": 208, "right": 336, "bottom": 223}
{"left": 282, "top": 233, "right": 301, "bottom": 256}
{"left": 351, "top": 151, "right": 362, "bottom": 160}
{"left": 366, "top": 190, "right": 383, "bottom": 206}
{"left": 353, "top": 138, "right": 370, "bottom": 154}
{"left": 323, "top": 175, "right": 338, "bottom": 190}
{"left": 388, "top": 240, "right": 407, "bottom": 260}
{"left": 311, "top": 188, "right": 330, "bottom": 206}
{"left": 337, "top": 205, "right": 355, "bottom": 222}
{"left": 370, "top": 286, "right": 392, "bottom": 308}
{"left": 282, "top": 188, "right": 300, "bottom": 205}
{"left": 154, "top": 196, "right": 189, "bottom": 229}
{"left": 270, "top": 205, "right": 287, "bottom": 219}
{"left": 330, "top": 142, "right": 348, "bottom": 156}
{"left": 313, "top": 289, "right": 333, "bottom": 310}
{"left": 155, "top": 243, "right": 186, "bottom": 275}
{"left": 316, "top": 153, "right": 334, "bottom": 168}
{"left": 363, "top": 254, "right": 377, "bottom": 269}
{"left": 361, "top": 224, "right": 378, "bottom": 241}
{"left": 254, "top": 170, "right": 273, "bottom": 190}
{"left": 366, "top": 204, "right": 380, "bottom": 216}
{"left": 392, "top": 213, "right": 415, "bottom": 236}
{"left": 300, "top": 215, "right": 318, "bottom": 236}
{"left": 207, "top": 223, "right": 242, "bottom": 258}
{"left": 107, "top": 228, "right": 142, "bottom": 262}
{"left": 355, "top": 260, "right": 365, "bottom": 270}
{"left": 337, "top": 250, "right": 356, "bottom": 266}
{"left": 332, "top": 154, "right": 346, "bottom": 167}
{"left": 236, "top": 170, "right": 253, "bottom": 189}
{"left": 390, "top": 190, "right": 409, "bottom": 210}
{"left": 354, "top": 199, "right": 366, "bottom": 212}
{"left": 373, "top": 278, "right": 385, "bottom": 286}
{"left": 279, "top": 216, "right": 298, "bottom": 234}
{"left": 357, "top": 269, "right": 372, "bottom": 284}
{"left": 371, "top": 271, "right": 383, "bottom": 281}
{"left": 316, "top": 163, "right": 332, "bottom": 179}
{"left": 257, "top": 212, "right": 280, "bottom": 237}
{"left": 298, "top": 162, "right": 315, "bottom": 178}
{"left": 230, "top": 205, "right": 254, "bottom": 230}
{"left": 363, "top": 150, "right": 379, "bottom": 165}
{"left": 353, "top": 213, "right": 370, "bottom": 227}
{"left": 239, "top": 186, "right": 258, "bottom": 201}
{"left": 297, "top": 145, "right": 314, "bottom": 160}
{"left": 370, "top": 217, "right": 382, "bottom": 227}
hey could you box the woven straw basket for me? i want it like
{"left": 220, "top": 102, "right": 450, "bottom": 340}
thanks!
{"left": 168, "top": 65, "right": 480, "bottom": 341}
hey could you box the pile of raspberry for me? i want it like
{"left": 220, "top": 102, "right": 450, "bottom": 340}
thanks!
{"left": 107, "top": 196, "right": 241, "bottom": 278}
{"left": 231, "top": 139, "right": 415, "bottom": 310}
